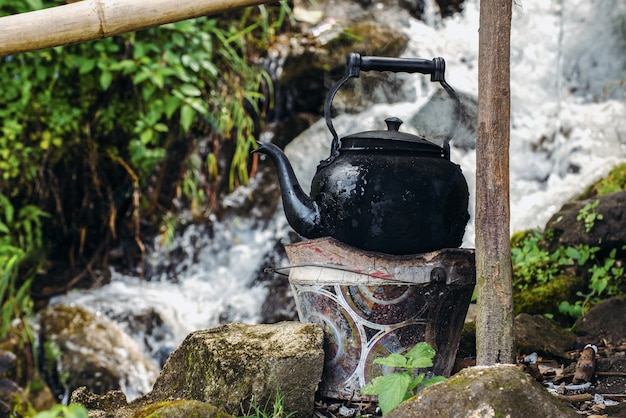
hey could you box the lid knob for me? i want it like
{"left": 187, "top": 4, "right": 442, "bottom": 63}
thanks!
{"left": 385, "top": 117, "right": 403, "bottom": 132}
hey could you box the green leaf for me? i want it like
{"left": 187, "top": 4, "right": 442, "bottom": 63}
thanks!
{"left": 33, "top": 410, "right": 57, "bottom": 418}
{"left": 79, "top": 58, "right": 96, "bottom": 74}
{"left": 151, "top": 71, "right": 164, "bottom": 89}
{"left": 100, "top": 71, "right": 113, "bottom": 90}
{"left": 200, "top": 60, "right": 218, "bottom": 77}
{"left": 565, "top": 246, "right": 580, "bottom": 260}
{"left": 373, "top": 353, "right": 407, "bottom": 368}
{"left": 66, "top": 404, "right": 89, "bottom": 418}
{"left": 595, "top": 277, "right": 608, "bottom": 295}
{"left": 25, "top": 0, "right": 43, "bottom": 11}
{"left": 15, "top": 279, "right": 32, "bottom": 308}
{"left": 153, "top": 123, "right": 169, "bottom": 133}
{"left": 35, "top": 65, "right": 47, "bottom": 81}
{"left": 179, "top": 83, "right": 202, "bottom": 97}
{"left": 142, "top": 85, "right": 156, "bottom": 102}
{"left": 407, "top": 373, "right": 425, "bottom": 391}
{"left": 405, "top": 342, "right": 435, "bottom": 368}
{"left": 172, "top": 32, "right": 185, "bottom": 48}
{"left": 423, "top": 375, "right": 447, "bottom": 387}
{"left": 362, "top": 373, "right": 411, "bottom": 415}
{"left": 139, "top": 129, "right": 153, "bottom": 145}
{"left": 164, "top": 96, "right": 182, "bottom": 119}
{"left": 3, "top": 199, "right": 14, "bottom": 224}
{"left": 133, "top": 68, "right": 152, "bottom": 85}
{"left": 188, "top": 97, "right": 208, "bottom": 115}
{"left": 180, "top": 104, "right": 195, "bottom": 132}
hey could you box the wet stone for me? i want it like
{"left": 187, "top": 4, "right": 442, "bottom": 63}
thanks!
{"left": 573, "top": 297, "right": 626, "bottom": 346}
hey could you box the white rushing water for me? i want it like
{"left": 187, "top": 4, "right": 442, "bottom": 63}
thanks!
{"left": 50, "top": 0, "right": 626, "bottom": 397}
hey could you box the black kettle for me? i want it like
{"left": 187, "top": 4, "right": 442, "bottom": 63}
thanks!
{"left": 254, "top": 53, "right": 470, "bottom": 255}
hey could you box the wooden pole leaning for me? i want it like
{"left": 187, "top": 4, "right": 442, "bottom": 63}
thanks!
{"left": 0, "top": 0, "right": 277, "bottom": 57}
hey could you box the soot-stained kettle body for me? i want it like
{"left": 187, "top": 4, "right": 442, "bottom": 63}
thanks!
{"left": 254, "top": 53, "right": 470, "bottom": 255}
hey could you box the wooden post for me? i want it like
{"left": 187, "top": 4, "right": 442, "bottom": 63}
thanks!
{"left": 475, "top": 0, "right": 515, "bottom": 365}
{"left": 0, "top": 0, "right": 277, "bottom": 57}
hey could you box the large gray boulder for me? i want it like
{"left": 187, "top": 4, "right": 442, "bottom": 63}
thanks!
{"left": 387, "top": 365, "right": 578, "bottom": 418}
{"left": 147, "top": 322, "right": 324, "bottom": 418}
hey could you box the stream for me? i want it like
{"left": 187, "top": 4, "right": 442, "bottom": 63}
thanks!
{"left": 48, "top": 0, "right": 626, "bottom": 400}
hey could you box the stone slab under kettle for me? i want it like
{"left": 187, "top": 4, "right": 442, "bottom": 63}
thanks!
{"left": 254, "top": 53, "right": 470, "bottom": 255}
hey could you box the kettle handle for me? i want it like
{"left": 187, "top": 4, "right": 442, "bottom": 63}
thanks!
{"left": 324, "top": 53, "right": 461, "bottom": 159}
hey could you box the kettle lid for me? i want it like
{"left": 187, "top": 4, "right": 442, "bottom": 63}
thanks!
{"left": 340, "top": 117, "right": 445, "bottom": 156}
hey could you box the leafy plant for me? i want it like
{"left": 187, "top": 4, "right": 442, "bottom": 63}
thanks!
{"left": 0, "top": 0, "right": 291, "bottom": 405}
{"left": 0, "top": 194, "right": 47, "bottom": 344}
{"left": 557, "top": 300, "right": 584, "bottom": 319}
{"left": 512, "top": 213, "right": 624, "bottom": 319}
{"left": 576, "top": 199, "right": 603, "bottom": 233}
{"left": 559, "top": 246, "right": 626, "bottom": 317}
{"left": 33, "top": 404, "right": 88, "bottom": 418}
{"left": 511, "top": 229, "right": 572, "bottom": 290}
{"left": 0, "top": 0, "right": 290, "bottom": 275}
{"left": 361, "top": 342, "right": 446, "bottom": 415}
{"left": 578, "top": 163, "right": 626, "bottom": 198}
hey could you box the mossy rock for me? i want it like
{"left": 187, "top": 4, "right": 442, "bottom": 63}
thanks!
{"left": 70, "top": 387, "right": 233, "bottom": 418}
{"left": 576, "top": 163, "right": 626, "bottom": 200}
{"left": 39, "top": 304, "right": 158, "bottom": 398}
{"left": 513, "top": 274, "right": 585, "bottom": 326}
{"left": 324, "top": 21, "right": 409, "bottom": 62}
{"left": 148, "top": 322, "right": 324, "bottom": 418}
{"left": 387, "top": 365, "right": 578, "bottom": 418}
{"left": 133, "top": 400, "right": 232, "bottom": 418}
{"left": 510, "top": 229, "right": 535, "bottom": 248}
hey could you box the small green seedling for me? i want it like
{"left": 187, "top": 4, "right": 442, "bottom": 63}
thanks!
{"left": 361, "top": 342, "right": 446, "bottom": 415}
{"left": 576, "top": 199, "right": 603, "bottom": 233}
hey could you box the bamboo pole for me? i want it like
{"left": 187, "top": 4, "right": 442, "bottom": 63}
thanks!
{"left": 475, "top": 0, "right": 515, "bottom": 365}
{"left": 0, "top": 0, "right": 277, "bottom": 57}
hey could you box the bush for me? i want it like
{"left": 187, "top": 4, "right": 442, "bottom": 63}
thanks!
{"left": 0, "top": 1, "right": 289, "bottom": 270}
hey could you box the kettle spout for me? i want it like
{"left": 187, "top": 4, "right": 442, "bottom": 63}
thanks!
{"left": 252, "top": 143, "right": 324, "bottom": 238}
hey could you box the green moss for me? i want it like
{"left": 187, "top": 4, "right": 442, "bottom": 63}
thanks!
{"left": 326, "top": 28, "right": 363, "bottom": 48}
{"left": 134, "top": 399, "right": 232, "bottom": 418}
{"left": 323, "top": 21, "right": 409, "bottom": 61}
{"left": 513, "top": 274, "right": 585, "bottom": 321}
{"left": 135, "top": 400, "right": 183, "bottom": 417}
{"left": 577, "top": 163, "right": 626, "bottom": 200}
{"left": 510, "top": 229, "right": 534, "bottom": 248}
